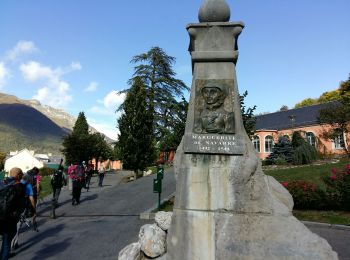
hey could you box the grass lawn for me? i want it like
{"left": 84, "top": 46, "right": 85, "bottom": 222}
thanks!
{"left": 265, "top": 158, "right": 350, "bottom": 189}
{"left": 293, "top": 210, "right": 350, "bottom": 226}
{"left": 39, "top": 175, "right": 53, "bottom": 199}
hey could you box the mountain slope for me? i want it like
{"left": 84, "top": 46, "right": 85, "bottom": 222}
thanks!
{"left": 0, "top": 92, "right": 114, "bottom": 153}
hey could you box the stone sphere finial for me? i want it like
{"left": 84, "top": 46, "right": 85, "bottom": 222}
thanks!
{"left": 198, "top": 0, "right": 231, "bottom": 23}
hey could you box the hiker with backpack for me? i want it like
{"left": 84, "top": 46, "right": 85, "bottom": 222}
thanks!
{"left": 69, "top": 163, "right": 85, "bottom": 205}
{"left": 84, "top": 161, "right": 94, "bottom": 191}
{"left": 26, "top": 167, "right": 41, "bottom": 209}
{"left": 11, "top": 173, "right": 37, "bottom": 252}
{"left": 51, "top": 165, "right": 67, "bottom": 208}
{"left": 0, "top": 167, "right": 26, "bottom": 260}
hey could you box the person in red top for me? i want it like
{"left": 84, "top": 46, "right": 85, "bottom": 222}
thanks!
{"left": 69, "top": 163, "right": 85, "bottom": 205}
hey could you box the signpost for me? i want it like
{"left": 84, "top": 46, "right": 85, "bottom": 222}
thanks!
{"left": 153, "top": 165, "right": 164, "bottom": 210}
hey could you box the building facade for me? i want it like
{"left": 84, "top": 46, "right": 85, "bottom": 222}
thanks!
{"left": 253, "top": 102, "right": 349, "bottom": 160}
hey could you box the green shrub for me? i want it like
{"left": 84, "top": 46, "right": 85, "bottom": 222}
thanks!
{"left": 282, "top": 180, "right": 327, "bottom": 210}
{"left": 265, "top": 136, "right": 293, "bottom": 165}
{"left": 39, "top": 167, "right": 56, "bottom": 177}
{"left": 323, "top": 165, "right": 350, "bottom": 210}
{"left": 292, "top": 132, "right": 318, "bottom": 165}
{"left": 275, "top": 156, "right": 287, "bottom": 165}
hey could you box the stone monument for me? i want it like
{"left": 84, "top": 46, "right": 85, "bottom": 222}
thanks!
{"left": 166, "top": 0, "right": 338, "bottom": 259}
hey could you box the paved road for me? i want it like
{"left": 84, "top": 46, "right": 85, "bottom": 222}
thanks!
{"left": 11, "top": 169, "right": 175, "bottom": 260}
{"left": 10, "top": 168, "right": 350, "bottom": 260}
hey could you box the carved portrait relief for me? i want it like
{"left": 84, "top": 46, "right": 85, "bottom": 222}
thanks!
{"left": 194, "top": 79, "right": 235, "bottom": 134}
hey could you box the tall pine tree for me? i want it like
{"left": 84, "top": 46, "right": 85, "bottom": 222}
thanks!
{"left": 117, "top": 77, "right": 156, "bottom": 172}
{"left": 120, "top": 47, "right": 189, "bottom": 143}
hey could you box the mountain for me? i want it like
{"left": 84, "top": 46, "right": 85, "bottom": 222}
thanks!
{"left": 0, "top": 92, "right": 114, "bottom": 154}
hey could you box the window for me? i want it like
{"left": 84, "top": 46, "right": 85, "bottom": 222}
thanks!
{"left": 252, "top": 136, "right": 260, "bottom": 153}
{"left": 265, "top": 135, "right": 274, "bottom": 153}
{"left": 334, "top": 131, "right": 345, "bottom": 149}
{"left": 306, "top": 132, "right": 316, "bottom": 147}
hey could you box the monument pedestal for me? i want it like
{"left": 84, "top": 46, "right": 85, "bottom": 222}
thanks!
{"left": 167, "top": 6, "right": 337, "bottom": 258}
{"left": 167, "top": 137, "right": 337, "bottom": 259}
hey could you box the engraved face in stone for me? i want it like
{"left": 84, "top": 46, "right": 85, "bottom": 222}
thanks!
{"left": 201, "top": 83, "right": 226, "bottom": 109}
{"left": 194, "top": 81, "right": 235, "bottom": 134}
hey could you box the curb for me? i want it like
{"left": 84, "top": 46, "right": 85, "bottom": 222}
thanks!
{"left": 140, "top": 193, "right": 175, "bottom": 220}
{"left": 302, "top": 220, "right": 350, "bottom": 231}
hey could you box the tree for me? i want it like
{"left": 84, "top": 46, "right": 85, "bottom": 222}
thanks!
{"left": 265, "top": 136, "right": 294, "bottom": 165}
{"left": 279, "top": 105, "right": 289, "bottom": 111}
{"left": 318, "top": 76, "right": 350, "bottom": 155}
{"left": 73, "top": 112, "right": 89, "bottom": 136}
{"left": 120, "top": 47, "right": 189, "bottom": 143}
{"left": 62, "top": 112, "right": 92, "bottom": 164}
{"left": 294, "top": 98, "right": 318, "bottom": 109}
{"left": 0, "top": 151, "right": 6, "bottom": 170}
{"left": 240, "top": 90, "right": 257, "bottom": 136}
{"left": 90, "top": 133, "right": 113, "bottom": 166}
{"left": 292, "top": 131, "right": 318, "bottom": 165}
{"left": 117, "top": 77, "right": 156, "bottom": 172}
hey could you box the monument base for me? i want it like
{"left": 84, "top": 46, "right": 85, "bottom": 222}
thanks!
{"left": 166, "top": 137, "right": 338, "bottom": 260}
{"left": 168, "top": 210, "right": 337, "bottom": 260}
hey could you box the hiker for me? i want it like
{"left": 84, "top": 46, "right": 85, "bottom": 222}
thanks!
{"left": 84, "top": 161, "right": 94, "bottom": 191}
{"left": 11, "top": 173, "right": 37, "bottom": 252}
{"left": 26, "top": 167, "right": 41, "bottom": 208}
{"left": 69, "top": 163, "right": 85, "bottom": 205}
{"left": 0, "top": 168, "right": 26, "bottom": 260}
{"left": 51, "top": 165, "right": 67, "bottom": 208}
{"left": 98, "top": 162, "right": 105, "bottom": 187}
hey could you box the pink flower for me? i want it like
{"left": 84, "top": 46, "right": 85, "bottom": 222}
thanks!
{"left": 331, "top": 168, "right": 337, "bottom": 174}
{"left": 281, "top": 181, "right": 289, "bottom": 187}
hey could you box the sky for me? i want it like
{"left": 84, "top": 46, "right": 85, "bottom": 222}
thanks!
{"left": 0, "top": 0, "right": 349, "bottom": 140}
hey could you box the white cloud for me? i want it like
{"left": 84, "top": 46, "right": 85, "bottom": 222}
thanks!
{"left": 20, "top": 61, "right": 54, "bottom": 82}
{"left": 88, "top": 118, "right": 118, "bottom": 141}
{"left": 19, "top": 60, "right": 80, "bottom": 107}
{"left": 103, "top": 91, "right": 126, "bottom": 109}
{"left": 4, "top": 40, "right": 38, "bottom": 62}
{"left": 0, "top": 62, "right": 9, "bottom": 89}
{"left": 70, "top": 62, "right": 82, "bottom": 71}
{"left": 84, "top": 81, "right": 98, "bottom": 92}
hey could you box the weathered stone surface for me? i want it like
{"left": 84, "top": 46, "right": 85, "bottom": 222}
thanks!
{"left": 139, "top": 224, "right": 166, "bottom": 258}
{"left": 118, "top": 242, "right": 141, "bottom": 260}
{"left": 199, "top": 0, "right": 230, "bottom": 23}
{"left": 155, "top": 211, "right": 173, "bottom": 231}
{"left": 166, "top": 8, "right": 338, "bottom": 259}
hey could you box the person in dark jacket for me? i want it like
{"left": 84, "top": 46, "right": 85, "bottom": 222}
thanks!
{"left": 50, "top": 166, "right": 67, "bottom": 208}
{"left": 0, "top": 168, "right": 25, "bottom": 260}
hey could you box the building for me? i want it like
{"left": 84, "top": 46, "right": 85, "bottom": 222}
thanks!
{"left": 4, "top": 148, "right": 44, "bottom": 172}
{"left": 253, "top": 102, "right": 349, "bottom": 160}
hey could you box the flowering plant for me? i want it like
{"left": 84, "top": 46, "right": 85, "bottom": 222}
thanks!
{"left": 323, "top": 164, "right": 350, "bottom": 210}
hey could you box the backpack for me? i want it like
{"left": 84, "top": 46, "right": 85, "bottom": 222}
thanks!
{"left": 51, "top": 170, "right": 64, "bottom": 188}
{"left": 0, "top": 179, "right": 25, "bottom": 221}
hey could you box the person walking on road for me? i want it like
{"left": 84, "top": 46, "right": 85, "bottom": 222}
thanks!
{"left": 0, "top": 168, "right": 26, "bottom": 260}
{"left": 69, "top": 163, "right": 85, "bottom": 205}
{"left": 50, "top": 165, "right": 67, "bottom": 208}
{"left": 98, "top": 162, "right": 105, "bottom": 187}
{"left": 84, "top": 161, "right": 94, "bottom": 191}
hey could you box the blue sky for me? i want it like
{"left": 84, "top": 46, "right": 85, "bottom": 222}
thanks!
{"left": 0, "top": 0, "right": 349, "bottom": 140}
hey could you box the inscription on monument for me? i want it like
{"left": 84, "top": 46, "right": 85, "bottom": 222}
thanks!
{"left": 184, "top": 133, "right": 244, "bottom": 155}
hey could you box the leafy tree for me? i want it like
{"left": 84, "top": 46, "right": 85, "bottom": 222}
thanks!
{"left": 120, "top": 47, "right": 189, "bottom": 143}
{"left": 318, "top": 76, "right": 350, "bottom": 155}
{"left": 291, "top": 131, "right": 318, "bottom": 165}
{"left": 0, "top": 151, "right": 6, "bottom": 170}
{"left": 117, "top": 77, "right": 156, "bottom": 172}
{"left": 90, "top": 133, "right": 113, "bottom": 166}
{"left": 279, "top": 105, "right": 289, "bottom": 111}
{"left": 294, "top": 98, "right": 318, "bottom": 109}
{"left": 158, "top": 98, "right": 188, "bottom": 151}
{"left": 240, "top": 90, "right": 257, "bottom": 136}
{"left": 63, "top": 113, "right": 114, "bottom": 165}
{"left": 318, "top": 90, "right": 340, "bottom": 103}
